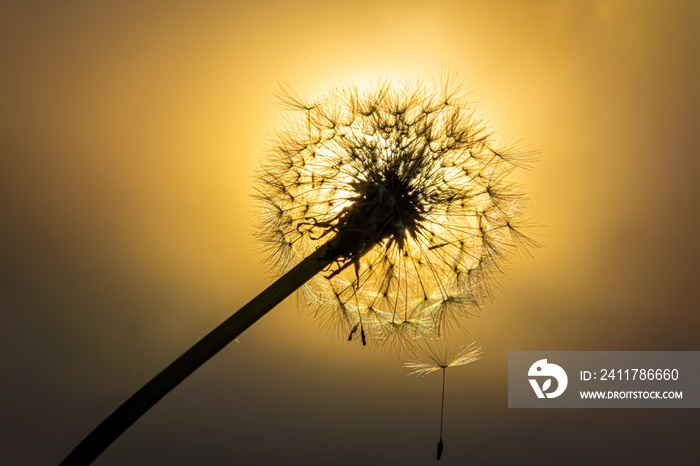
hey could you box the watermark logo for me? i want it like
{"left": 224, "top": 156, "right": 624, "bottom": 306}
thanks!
{"left": 528, "top": 359, "right": 568, "bottom": 398}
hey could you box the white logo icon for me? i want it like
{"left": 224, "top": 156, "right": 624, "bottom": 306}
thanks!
{"left": 528, "top": 359, "right": 568, "bottom": 398}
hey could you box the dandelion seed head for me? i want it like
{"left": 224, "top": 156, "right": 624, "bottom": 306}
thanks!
{"left": 255, "top": 76, "right": 535, "bottom": 345}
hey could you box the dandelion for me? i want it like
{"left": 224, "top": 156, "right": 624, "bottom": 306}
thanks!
{"left": 61, "top": 75, "right": 533, "bottom": 465}
{"left": 405, "top": 341, "right": 483, "bottom": 460}
{"left": 257, "top": 77, "right": 534, "bottom": 347}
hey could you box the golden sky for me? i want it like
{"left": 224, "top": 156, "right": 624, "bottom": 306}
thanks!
{"left": 1, "top": 1, "right": 697, "bottom": 464}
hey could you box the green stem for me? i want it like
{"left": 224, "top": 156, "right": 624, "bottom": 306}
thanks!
{"left": 61, "top": 242, "right": 335, "bottom": 465}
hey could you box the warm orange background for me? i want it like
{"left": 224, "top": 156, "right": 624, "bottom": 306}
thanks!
{"left": 1, "top": 1, "right": 697, "bottom": 465}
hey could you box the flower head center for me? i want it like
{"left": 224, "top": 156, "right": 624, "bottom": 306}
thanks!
{"left": 328, "top": 166, "right": 425, "bottom": 263}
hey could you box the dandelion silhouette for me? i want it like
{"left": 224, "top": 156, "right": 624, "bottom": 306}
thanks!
{"left": 405, "top": 341, "right": 483, "bottom": 460}
{"left": 257, "top": 77, "right": 535, "bottom": 349}
{"left": 61, "top": 76, "right": 534, "bottom": 465}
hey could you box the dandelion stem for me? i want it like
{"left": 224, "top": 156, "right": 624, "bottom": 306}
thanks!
{"left": 61, "top": 242, "right": 336, "bottom": 466}
{"left": 438, "top": 367, "right": 446, "bottom": 460}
